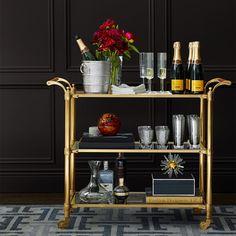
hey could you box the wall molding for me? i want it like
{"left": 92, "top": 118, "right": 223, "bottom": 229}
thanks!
{"left": 65, "top": 0, "right": 155, "bottom": 72}
{"left": 0, "top": 0, "right": 54, "bottom": 73}
{"left": 0, "top": 85, "right": 56, "bottom": 164}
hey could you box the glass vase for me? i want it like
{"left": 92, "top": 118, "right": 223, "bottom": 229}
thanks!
{"left": 110, "top": 56, "right": 122, "bottom": 86}
{"left": 78, "top": 161, "right": 112, "bottom": 203}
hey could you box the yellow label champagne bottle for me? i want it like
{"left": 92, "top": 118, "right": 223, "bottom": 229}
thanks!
{"left": 75, "top": 35, "right": 96, "bottom": 61}
{"left": 185, "top": 42, "right": 193, "bottom": 93}
{"left": 171, "top": 42, "right": 184, "bottom": 94}
{"left": 191, "top": 41, "right": 204, "bottom": 94}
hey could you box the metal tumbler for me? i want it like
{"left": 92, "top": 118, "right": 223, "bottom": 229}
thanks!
{"left": 172, "top": 114, "right": 185, "bottom": 149}
{"left": 188, "top": 115, "right": 200, "bottom": 148}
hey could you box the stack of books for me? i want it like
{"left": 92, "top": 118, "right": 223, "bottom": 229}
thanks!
{"left": 79, "top": 132, "right": 135, "bottom": 149}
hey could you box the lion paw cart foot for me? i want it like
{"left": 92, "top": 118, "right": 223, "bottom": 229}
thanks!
{"left": 58, "top": 218, "right": 70, "bottom": 229}
{"left": 199, "top": 219, "right": 211, "bottom": 230}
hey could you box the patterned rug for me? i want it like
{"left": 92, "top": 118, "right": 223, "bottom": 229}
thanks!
{"left": 0, "top": 205, "right": 236, "bottom": 236}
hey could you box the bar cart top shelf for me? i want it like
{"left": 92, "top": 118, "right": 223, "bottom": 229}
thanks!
{"left": 73, "top": 92, "right": 208, "bottom": 99}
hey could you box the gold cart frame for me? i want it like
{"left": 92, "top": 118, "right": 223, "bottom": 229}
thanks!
{"left": 47, "top": 77, "right": 231, "bottom": 230}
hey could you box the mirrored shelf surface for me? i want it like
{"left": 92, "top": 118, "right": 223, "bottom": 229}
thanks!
{"left": 73, "top": 91, "right": 207, "bottom": 99}
{"left": 72, "top": 141, "right": 206, "bottom": 154}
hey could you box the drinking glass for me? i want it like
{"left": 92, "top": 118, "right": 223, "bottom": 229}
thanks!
{"left": 155, "top": 126, "right": 170, "bottom": 149}
{"left": 172, "top": 114, "right": 185, "bottom": 149}
{"left": 186, "top": 114, "right": 195, "bottom": 141}
{"left": 187, "top": 115, "right": 200, "bottom": 149}
{"left": 139, "top": 52, "right": 154, "bottom": 93}
{"left": 139, "top": 53, "right": 146, "bottom": 86}
{"left": 138, "top": 126, "right": 154, "bottom": 149}
{"left": 157, "top": 52, "right": 167, "bottom": 92}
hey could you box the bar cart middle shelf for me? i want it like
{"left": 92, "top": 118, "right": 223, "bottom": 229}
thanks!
{"left": 47, "top": 77, "right": 231, "bottom": 230}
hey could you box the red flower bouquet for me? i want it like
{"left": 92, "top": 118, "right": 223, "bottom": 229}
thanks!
{"left": 93, "top": 19, "right": 139, "bottom": 85}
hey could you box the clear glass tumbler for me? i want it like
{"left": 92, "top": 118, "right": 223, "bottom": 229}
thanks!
{"left": 138, "top": 126, "right": 154, "bottom": 149}
{"left": 155, "top": 126, "right": 170, "bottom": 149}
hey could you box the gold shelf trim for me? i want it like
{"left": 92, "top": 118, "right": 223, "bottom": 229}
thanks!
{"left": 73, "top": 92, "right": 208, "bottom": 99}
{"left": 72, "top": 141, "right": 207, "bottom": 154}
{"left": 71, "top": 203, "right": 206, "bottom": 209}
{"left": 71, "top": 192, "right": 205, "bottom": 209}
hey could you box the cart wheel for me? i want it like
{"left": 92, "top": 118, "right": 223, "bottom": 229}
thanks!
{"left": 58, "top": 218, "right": 70, "bottom": 229}
{"left": 199, "top": 219, "right": 211, "bottom": 230}
{"left": 193, "top": 208, "right": 202, "bottom": 214}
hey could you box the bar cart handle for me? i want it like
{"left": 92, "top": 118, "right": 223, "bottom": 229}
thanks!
{"left": 46, "top": 77, "right": 72, "bottom": 92}
{"left": 204, "top": 78, "right": 232, "bottom": 94}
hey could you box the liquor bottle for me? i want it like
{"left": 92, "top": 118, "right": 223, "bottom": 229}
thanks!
{"left": 191, "top": 41, "right": 204, "bottom": 94}
{"left": 116, "top": 153, "right": 126, "bottom": 185}
{"left": 170, "top": 41, "right": 185, "bottom": 94}
{"left": 185, "top": 42, "right": 193, "bottom": 93}
{"left": 98, "top": 161, "right": 114, "bottom": 193}
{"left": 113, "top": 177, "right": 129, "bottom": 204}
{"left": 75, "top": 35, "right": 96, "bottom": 61}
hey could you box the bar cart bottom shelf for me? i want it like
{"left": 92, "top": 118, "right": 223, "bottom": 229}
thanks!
{"left": 56, "top": 192, "right": 211, "bottom": 229}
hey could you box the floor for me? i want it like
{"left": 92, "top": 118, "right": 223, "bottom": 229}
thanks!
{"left": 0, "top": 205, "right": 236, "bottom": 236}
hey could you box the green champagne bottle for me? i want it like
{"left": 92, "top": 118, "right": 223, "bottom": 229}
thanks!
{"left": 75, "top": 35, "right": 96, "bottom": 61}
{"left": 190, "top": 41, "right": 204, "bottom": 94}
{"left": 171, "top": 42, "right": 184, "bottom": 94}
{"left": 185, "top": 42, "right": 193, "bottom": 93}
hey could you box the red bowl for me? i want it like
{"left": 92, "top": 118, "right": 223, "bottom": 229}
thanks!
{"left": 98, "top": 113, "right": 121, "bottom": 136}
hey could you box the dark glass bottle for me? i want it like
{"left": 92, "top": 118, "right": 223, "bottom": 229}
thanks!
{"left": 113, "top": 177, "right": 129, "bottom": 204}
{"left": 75, "top": 35, "right": 96, "bottom": 61}
{"left": 185, "top": 42, "right": 193, "bottom": 93}
{"left": 190, "top": 41, "right": 204, "bottom": 94}
{"left": 170, "top": 42, "right": 185, "bottom": 94}
{"left": 116, "top": 153, "right": 126, "bottom": 185}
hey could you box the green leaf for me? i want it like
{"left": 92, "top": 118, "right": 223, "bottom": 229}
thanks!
{"left": 95, "top": 50, "right": 101, "bottom": 60}
{"left": 124, "top": 50, "right": 131, "bottom": 59}
{"left": 129, "top": 44, "right": 139, "bottom": 53}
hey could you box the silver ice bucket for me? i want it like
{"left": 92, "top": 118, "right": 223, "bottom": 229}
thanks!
{"left": 80, "top": 61, "right": 111, "bottom": 94}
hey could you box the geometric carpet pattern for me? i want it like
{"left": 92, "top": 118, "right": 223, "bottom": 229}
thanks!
{"left": 0, "top": 205, "right": 236, "bottom": 236}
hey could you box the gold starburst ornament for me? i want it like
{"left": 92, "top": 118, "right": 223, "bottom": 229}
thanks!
{"left": 160, "top": 153, "right": 185, "bottom": 178}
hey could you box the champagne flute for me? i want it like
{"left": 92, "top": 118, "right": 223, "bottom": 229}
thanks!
{"left": 140, "top": 52, "right": 154, "bottom": 93}
{"left": 139, "top": 53, "right": 146, "bottom": 86}
{"left": 157, "top": 52, "right": 167, "bottom": 92}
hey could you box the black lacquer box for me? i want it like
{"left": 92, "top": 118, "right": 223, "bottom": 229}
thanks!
{"left": 152, "top": 173, "right": 195, "bottom": 196}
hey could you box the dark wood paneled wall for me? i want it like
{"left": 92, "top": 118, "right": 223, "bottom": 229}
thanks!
{"left": 0, "top": 0, "right": 235, "bottom": 193}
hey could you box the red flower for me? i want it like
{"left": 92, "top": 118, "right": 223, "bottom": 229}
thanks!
{"left": 125, "top": 32, "right": 134, "bottom": 43}
{"left": 92, "top": 19, "right": 139, "bottom": 58}
{"left": 99, "top": 19, "right": 116, "bottom": 30}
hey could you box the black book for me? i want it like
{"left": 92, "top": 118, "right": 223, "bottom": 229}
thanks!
{"left": 79, "top": 132, "right": 135, "bottom": 149}
{"left": 81, "top": 132, "right": 134, "bottom": 143}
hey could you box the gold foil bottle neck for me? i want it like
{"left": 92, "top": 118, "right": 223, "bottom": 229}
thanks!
{"left": 173, "top": 41, "right": 181, "bottom": 49}
{"left": 188, "top": 42, "right": 193, "bottom": 63}
{"left": 193, "top": 41, "right": 200, "bottom": 48}
{"left": 172, "top": 41, "right": 182, "bottom": 64}
{"left": 192, "top": 41, "right": 201, "bottom": 64}
{"left": 76, "top": 38, "right": 89, "bottom": 53}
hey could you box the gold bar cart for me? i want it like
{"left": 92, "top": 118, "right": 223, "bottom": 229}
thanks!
{"left": 47, "top": 77, "right": 231, "bottom": 230}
